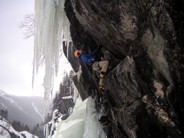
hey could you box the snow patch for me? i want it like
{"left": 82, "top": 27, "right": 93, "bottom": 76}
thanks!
{"left": 1, "top": 96, "right": 23, "bottom": 111}
{"left": 0, "top": 89, "right": 7, "bottom": 97}
{"left": 52, "top": 97, "right": 106, "bottom": 138}
{"left": 75, "top": 66, "right": 82, "bottom": 80}
{"left": 53, "top": 97, "right": 87, "bottom": 138}
{"left": 20, "top": 131, "right": 39, "bottom": 138}
{"left": 62, "top": 96, "right": 73, "bottom": 99}
{"left": 0, "top": 116, "right": 38, "bottom": 138}
{"left": 84, "top": 97, "right": 106, "bottom": 138}
{"left": 32, "top": 103, "right": 44, "bottom": 120}
{"left": 0, "top": 102, "right": 7, "bottom": 109}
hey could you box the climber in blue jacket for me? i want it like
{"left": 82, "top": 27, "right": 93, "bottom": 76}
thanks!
{"left": 74, "top": 47, "right": 109, "bottom": 91}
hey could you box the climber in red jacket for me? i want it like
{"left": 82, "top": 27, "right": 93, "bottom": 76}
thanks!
{"left": 74, "top": 47, "right": 109, "bottom": 91}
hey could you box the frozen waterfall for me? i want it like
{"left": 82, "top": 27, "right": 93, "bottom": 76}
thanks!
{"left": 48, "top": 97, "right": 107, "bottom": 138}
{"left": 33, "top": 0, "right": 71, "bottom": 100}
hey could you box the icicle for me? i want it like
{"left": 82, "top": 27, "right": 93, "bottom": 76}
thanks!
{"left": 33, "top": 0, "right": 71, "bottom": 101}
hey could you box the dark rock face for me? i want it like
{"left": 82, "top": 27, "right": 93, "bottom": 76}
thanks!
{"left": 64, "top": 0, "right": 184, "bottom": 137}
{"left": 106, "top": 57, "right": 141, "bottom": 106}
{"left": 63, "top": 41, "right": 80, "bottom": 72}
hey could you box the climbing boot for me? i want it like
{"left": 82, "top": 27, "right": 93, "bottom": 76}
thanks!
{"left": 99, "top": 85, "right": 105, "bottom": 92}
{"left": 100, "top": 72, "right": 105, "bottom": 78}
{"left": 99, "top": 77, "right": 105, "bottom": 91}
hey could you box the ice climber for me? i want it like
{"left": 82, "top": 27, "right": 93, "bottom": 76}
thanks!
{"left": 74, "top": 46, "right": 109, "bottom": 91}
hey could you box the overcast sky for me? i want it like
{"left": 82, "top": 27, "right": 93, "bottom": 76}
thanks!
{"left": 0, "top": 0, "right": 44, "bottom": 96}
{"left": 0, "top": 0, "right": 72, "bottom": 97}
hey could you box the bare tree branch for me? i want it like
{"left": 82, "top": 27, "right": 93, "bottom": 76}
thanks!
{"left": 20, "top": 14, "right": 35, "bottom": 39}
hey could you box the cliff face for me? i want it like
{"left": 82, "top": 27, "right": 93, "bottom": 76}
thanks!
{"left": 64, "top": 0, "right": 184, "bottom": 137}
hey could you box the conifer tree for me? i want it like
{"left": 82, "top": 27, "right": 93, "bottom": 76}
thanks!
{"left": 52, "top": 70, "right": 74, "bottom": 115}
